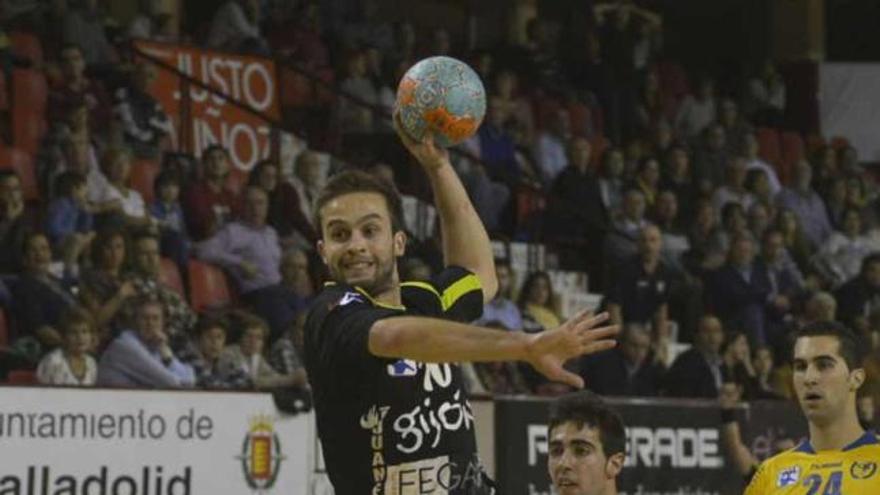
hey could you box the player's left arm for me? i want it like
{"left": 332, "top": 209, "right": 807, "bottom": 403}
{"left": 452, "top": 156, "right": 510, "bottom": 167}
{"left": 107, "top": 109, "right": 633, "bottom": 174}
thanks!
{"left": 395, "top": 113, "right": 498, "bottom": 302}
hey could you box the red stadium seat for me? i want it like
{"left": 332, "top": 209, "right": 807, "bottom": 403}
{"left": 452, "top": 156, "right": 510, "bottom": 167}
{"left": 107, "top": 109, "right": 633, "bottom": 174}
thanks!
{"left": 0, "top": 147, "right": 39, "bottom": 201}
{"left": 12, "top": 69, "right": 47, "bottom": 114}
{"left": 281, "top": 68, "right": 313, "bottom": 108}
{"left": 160, "top": 258, "right": 185, "bottom": 298}
{"left": 0, "top": 71, "right": 8, "bottom": 110}
{"left": 0, "top": 309, "right": 8, "bottom": 347}
{"left": 129, "top": 159, "right": 161, "bottom": 204}
{"left": 7, "top": 369, "right": 37, "bottom": 385}
{"left": 11, "top": 111, "right": 45, "bottom": 156}
{"left": 780, "top": 131, "right": 805, "bottom": 185}
{"left": 756, "top": 127, "right": 782, "bottom": 167}
{"left": 9, "top": 31, "right": 43, "bottom": 66}
{"left": 188, "top": 260, "right": 233, "bottom": 312}
{"left": 590, "top": 135, "right": 610, "bottom": 171}
{"left": 568, "top": 101, "right": 592, "bottom": 137}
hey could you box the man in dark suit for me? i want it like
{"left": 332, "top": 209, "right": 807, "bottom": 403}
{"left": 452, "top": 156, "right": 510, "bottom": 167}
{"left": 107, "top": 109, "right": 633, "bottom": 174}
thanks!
{"left": 708, "top": 232, "right": 771, "bottom": 345}
{"left": 579, "top": 322, "right": 666, "bottom": 397}
{"left": 834, "top": 252, "right": 880, "bottom": 335}
{"left": 664, "top": 315, "right": 725, "bottom": 398}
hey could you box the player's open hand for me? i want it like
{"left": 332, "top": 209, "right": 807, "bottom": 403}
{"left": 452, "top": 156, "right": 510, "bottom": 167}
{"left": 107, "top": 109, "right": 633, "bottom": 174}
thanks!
{"left": 393, "top": 109, "right": 450, "bottom": 171}
{"left": 524, "top": 311, "right": 618, "bottom": 389}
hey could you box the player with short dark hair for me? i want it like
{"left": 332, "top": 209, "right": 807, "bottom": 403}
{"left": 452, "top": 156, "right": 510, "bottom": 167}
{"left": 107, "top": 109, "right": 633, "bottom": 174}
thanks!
{"left": 547, "top": 391, "right": 626, "bottom": 495}
{"left": 745, "top": 321, "right": 879, "bottom": 494}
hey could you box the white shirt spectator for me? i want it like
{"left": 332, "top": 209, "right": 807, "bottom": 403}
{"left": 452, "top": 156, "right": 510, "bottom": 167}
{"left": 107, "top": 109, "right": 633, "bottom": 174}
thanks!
{"left": 37, "top": 348, "right": 97, "bottom": 386}
{"left": 674, "top": 96, "right": 716, "bottom": 139}
{"left": 746, "top": 157, "right": 782, "bottom": 195}
{"left": 533, "top": 132, "right": 568, "bottom": 184}
{"left": 812, "top": 231, "right": 880, "bottom": 288}
{"left": 92, "top": 183, "right": 147, "bottom": 218}
{"left": 207, "top": 1, "right": 262, "bottom": 51}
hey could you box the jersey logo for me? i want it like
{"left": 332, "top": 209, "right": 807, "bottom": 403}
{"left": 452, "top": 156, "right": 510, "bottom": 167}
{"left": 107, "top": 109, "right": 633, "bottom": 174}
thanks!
{"left": 851, "top": 461, "right": 877, "bottom": 480}
{"left": 387, "top": 359, "right": 418, "bottom": 377}
{"left": 338, "top": 291, "right": 363, "bottom": 306}
{"left": 777, "top": 466, "right": 800, "bottom": 487}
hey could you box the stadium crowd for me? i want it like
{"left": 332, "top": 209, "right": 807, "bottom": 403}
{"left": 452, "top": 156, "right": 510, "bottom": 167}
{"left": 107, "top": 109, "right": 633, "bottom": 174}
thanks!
{"left": 0, "top": 0, "right": 877, "bottom": 427}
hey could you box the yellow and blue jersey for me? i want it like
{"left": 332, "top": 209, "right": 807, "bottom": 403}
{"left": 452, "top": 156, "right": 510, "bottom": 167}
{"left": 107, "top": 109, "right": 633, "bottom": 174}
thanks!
{"left": 744, "top": 431, "right": 880, "bottom": 494}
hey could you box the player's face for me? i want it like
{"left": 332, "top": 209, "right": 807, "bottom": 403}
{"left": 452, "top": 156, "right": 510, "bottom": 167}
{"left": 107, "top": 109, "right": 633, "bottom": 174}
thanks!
{"left": 318, "top": 192, "right": 406, "bottom": 297}
{"left": 548, "top": 422, "right": 621, "bottom": 495}
{"left": 792, "top": 336, "right": 863, "bottom": 426}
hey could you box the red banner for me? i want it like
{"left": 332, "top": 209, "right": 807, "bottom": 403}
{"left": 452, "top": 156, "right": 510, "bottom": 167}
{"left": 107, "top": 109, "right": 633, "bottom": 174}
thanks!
{"left": 133, "top": 40, "right": 280, "bottom": 175}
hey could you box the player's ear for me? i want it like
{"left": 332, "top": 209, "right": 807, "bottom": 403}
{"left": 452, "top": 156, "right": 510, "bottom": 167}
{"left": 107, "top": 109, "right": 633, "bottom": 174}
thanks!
{"left": 393, "top": 230, "right": 407, "bottom": 257}
{"left": 849, "top": 368, "right": 866, "bottom": 391}
{"left": 605, "top": 452, "right": 624, "bottom": 479}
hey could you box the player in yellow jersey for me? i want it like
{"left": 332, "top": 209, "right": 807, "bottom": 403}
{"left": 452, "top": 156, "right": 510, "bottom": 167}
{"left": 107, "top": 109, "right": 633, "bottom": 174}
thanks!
{"left": 744, "top": 321, "right": 879, "bottom": 494}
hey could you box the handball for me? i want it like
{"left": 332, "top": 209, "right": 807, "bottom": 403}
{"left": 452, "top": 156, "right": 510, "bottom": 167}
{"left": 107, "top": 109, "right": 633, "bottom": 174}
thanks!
{"left": 395, "top": 56, "right": 486, "bottom": 147}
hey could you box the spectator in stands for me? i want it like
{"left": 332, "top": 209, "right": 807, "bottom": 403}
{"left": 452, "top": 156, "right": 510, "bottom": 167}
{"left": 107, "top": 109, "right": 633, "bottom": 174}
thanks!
{"left": 266, "top": 1, "right": 329, "bottom": 69}
{"left": 46, "top": 171, "right": 94, "bottom": 267}
{"left": 580, "top": 322, "right": 665, "bottom": 397}
{"left": 269, "top": 311, "right": 308, "bottom": 387}
{"left": 340, "top": 0, "right": 394, "bottom": 53}
{"left": 709, "top": 232, "right": 772, "bottom": 345}
{"left": 61, "top": 0, "right": 118, "bottom": 67}
{"left": 207, "top": 0, "right": 268, "bottom": 54}
{"left": 720, "top": 332, "right": 758, "bottom": 399}
{"left": 810, "top": 145, "right": 839, "bottom": 195}
{"left": 635, "top": 71, "right": 667, "bottom": 136}
{"left": 744, "top": 169, "right": 775, "bottom": 211}
{"left": 598, "top": 147, "right": 626, "bottom": 218}
{"left": 92, "top": 147, "right": 152, "bottom": 229}
{"left": 706, "top": 202, "right": 748, "bottom": 265}
{"left": 747, "top": 202, "right": 772, "bottom": 241}
{"left": 517, "top": 270, "right": 562, "bottom": 333}
{"left": 758, "top": 228, "right": 804, "bottom": 329}
{"left": 717, "top": 99, "right": 750, "bottom": 154}
{"left": 674, "top": 77, "right": 716, "bottom": 140}
{"left": 686, "top": 198, "right": 723, "bottom": 273}
{"left": 149, "top": 169, "right": 189, "bottom": 273}
{"left": 692, "top": 123, "right": 729, "bottom": 192}
{"left": 49, "top": 45, "right": 109, "bottom": 128}
{"left": 745, "top": 61, "right": 786, "bottom": 126}
{"left": 113, "top": 62, "right": 172, "bottom": 159}
{"left": 518, "top": 17, "right": 564, "bottom": 91}
{"left": 813, "top": 207, "right": 880, "bottom": 289}
{"left": 533, "top": 109, "right": 571, "bottom": 185}
{"left": 128, "top": 0, "right": 174, "bottom": 41}
{"left": 248, "top": 159, "right": 316, "bottom": 245}
{"left": 835, "top": 253, "right": 880, "bottom": 334}
{"left": 476, "top": 260, "right": 524, "bottom": 331}
{"left": 664, "top": 315, "right": 725, "bottom": 398}
{"left": 338, "top": 49, "right": 378, "bottom": 137}
{"left": 219, "top": 311, "right": 299, "bottom": 389}
{"left": 177, "top": 314, "right": 251, "bottom": 389}
{"left": 544, "top": 137, "right": 607, "bottom": 244}
{"left": 630, "top": 156, "right": 661, "bottom": 208}
{"left": 652, "top": 190, "right": 689, "bottom": 267}
{"left": 0, "top": 169, "right": 35, "bottom": 273}
{"left": 400, "top": 256, "right": 432, "bottom": 281}
{"left": 279, "top": 247, "right": 315, "bottom": 315}
{"left": 289, "top": 150, "right": 323, "bottom": 227}
{"left": 126, "top": 230, "right": 195, "bottom": 349}
{"left": 606, "top": 224, "right": 670, "bottom": 338}
{"left": 79, "top": 228, "right": 134, "bottom": 340}
{"left": 36, "top": 306, "right": 97, "bottom": 386}
{"left": 777, "top": 159, "right": 833, "bottom": 248}
{"left": 197, "top": 185, "right": 293, "bottom": 340}
{"left": 472, "top": 96, "right": 522, "bottom": 185}
{"left": 823, "top": 177, "right": 850, "bottom": 230}
{"left": 712, "top": 156, "right": 755, "bottom": 216}
{"left": 11, "top": 232, "right": 77, "bottom": 357}
{"left": 742, "top": 132, "right": 782, "bottom": 195}
{"left": 752, "top": 344, "right": 783, "bottom": 399}
{"left": 493, "top": 70, "right": 535, "bottom": 145}
{"left": 775, "top": 207, "right": 813, "bottom": 273}
{"left": 368, "top": 162, "right": 438, "bottom": 242}
{"left": 604, "top": 188, "right": 649, "bottom": 269}
{"left": 661, "top": 144, "right": 697, "bottom": 223}
{"left": 183, "top": 145, "right": 239, "bottom": 241}
{"left": 39, "top": 98, "right": 102, "bottom": 197}
{"left": 97, "top": 295, "right": 195, "bottom": 388}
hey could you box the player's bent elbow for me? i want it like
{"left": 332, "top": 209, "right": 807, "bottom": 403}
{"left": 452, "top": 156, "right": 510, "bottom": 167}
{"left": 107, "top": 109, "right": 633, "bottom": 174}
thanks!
{"left": 368, "top": 319, "right": 407, "bottom": 358}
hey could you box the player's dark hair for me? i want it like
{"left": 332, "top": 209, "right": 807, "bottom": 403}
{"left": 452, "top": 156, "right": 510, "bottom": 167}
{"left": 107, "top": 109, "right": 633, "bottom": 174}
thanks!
{"left": 314, "top": 169, "right": 404, "bottom": 238}
{"left": 795, "top": 321, "right": 866, "bottom": 371}
{"left": 548, "top": 391, "right": 626, "bottom": 459}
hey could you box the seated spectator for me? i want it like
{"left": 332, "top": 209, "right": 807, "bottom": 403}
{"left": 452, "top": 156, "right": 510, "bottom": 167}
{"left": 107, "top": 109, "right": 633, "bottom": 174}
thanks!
{"left": 598, "top": 147, "right": 626, "bottom": 218}
{"left": 207, "top": 0, "right": 268, "bottom": 54}
{"left": 705, "top": 202, "right": 748, "bottom": 268}
{"left": 824, "top": 177, "right": 849, "bottom": 229}
{"left": 604, "top": 188, "right": 649, "bottom": 269}
{"left": 664, "top": 315, "right": 725, "bottom": 398}
{"left": 835, "top": 253, "right": 880, "bottom": 334}
{"left": 775, "top": 208, "right": 814, "bottom": 274}
{"left": 630, "top": 157, "right": 661, "bottom": 209}
{"left": 810, "top": 146, "right": 839, "bottom": 194}
{"left": 128, "top": 0, "right": 175, "bottom": 41}
{"left": 692, "top": 123, "right": 729, "bottom": 193}
{"left": 475, "top": 260, "right": 524, "bottom": 331}
{"left": 544, "top": 136, "right": 607, "bottom": 244}
{"left": 747, "top": 202, "right": 773, "bottom": 241}
{"left": 606, "top": 224, "right": 671, "bottom": 338}
{"left": 745, "top": 62, "right": 786, "bottom": 126}
{"left": 493, "top": 70, "right": 535, "bottom": 145}
{"left": 279, "top": 247, "right": 315, "bottom": 314}
{"left": 758, "top": 228, "right": 805, "bottom": 337}
{"left": 183, "top": 145, "right": 240, "bottom": 241}
{"left": 337, "top": 49, "right": 377, "bottom": 137}
{"left": 579, "top": 322, "right": 666, "bottom": 397}
{"left": 674, "top": 77, "right": 716, "bottom": 140}
{"left": 269, "top": 312, "right": 308, "bottom": 387}
{"left": 717, "top": 99, "right": 750, "bottom": 154}
{"left": 113, "top": 62, "right": 172, "bottom": 159}
{"left": 46, "top": 171, "right": 94, "bottom": 267}
{"left": 532, "top": 109, "right": 571, "bottom": 186}
{"left": 79, "top": 228, "right": 135, "bottom": 341}
{"left": 249, "top": 159, "right": 316, "bottom": 245}
{"left": 178, "top": 314, "right": 251, "bottom": 389}
{"left": 91, "top": 147, "right": 151, "bottom": 229}
{"left": 720, "top": 332, "right": 759, "bottom": 399}
{"left": 197, "top": 186, "right": 293, "bottom": 340}
{"left": 46, "top": 130, "right": 107, "bottom": 204}
{"left": 708, "top": 232, "right": 772, "bottom": 345}
{"left": 661, "top": 145, "right": 697, "bottom": 223}
{"left": 368, "top": 162, "right": 437, "bottom": 242}
{"left": 149, "top": 169, "right": 190, "bottom": 272}
{"left": 752, "top": 345, "right": 784, "bottom": 399}
{"left": 470, "top": 96, "right": 525, "bottom": 185}
{"left": 49, "top": 43, "right": 112, "bottom": 129}
{"left": 745, "top": 169, "right": 775, "bottom": 213}
{"left": 126, "top": 231, "right": 196, "bottom": 348}
{"left": 517, "top": 270, "right": 562, "bottom": 333}
{"left": 742, "top": 132, "right": 782, "bottom": 195}
{"left": 36, "top": 306, "right": 97, "bottom": 386}
{"left": 11, "top": 233, "right": 78, "bottom": 356}
{"left": 0, "top": 170, "right": 35, "bottom": 273}
{"left": 38, "top": 99, "right": 102, "bottom": 197}
{"left": 219, "top": 311, "right": 298, "bottom": 389}
{"left": 776, "top": 160, "right": 834, "bottom": 249}
{"left": 812, "top": 208, "right": 880, "bottom": 288}
{"left": 712, "top": 157, "right": 755, "bottom": 217}
{"left": 289, "top": 150, "right": 324, "bottom": 229}
{"left": 97, "top": 295, "right": 195, "bottom": 388}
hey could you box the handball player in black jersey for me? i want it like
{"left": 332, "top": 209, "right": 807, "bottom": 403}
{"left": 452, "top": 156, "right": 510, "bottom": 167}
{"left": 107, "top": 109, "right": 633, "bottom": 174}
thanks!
{"left": 304, "top": 114, "right": 619, "bottom": 494}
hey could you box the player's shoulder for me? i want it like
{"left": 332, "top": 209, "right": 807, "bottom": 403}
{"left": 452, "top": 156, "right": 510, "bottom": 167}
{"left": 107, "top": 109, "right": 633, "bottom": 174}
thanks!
{"left": 401, "top": 266, "right": 482, "bottom": 311}
{"left": 306, "top": 284, "right": 375, "bottom": 326}
{"left": 746, "top": 445, "right": 811, "bottom": 493}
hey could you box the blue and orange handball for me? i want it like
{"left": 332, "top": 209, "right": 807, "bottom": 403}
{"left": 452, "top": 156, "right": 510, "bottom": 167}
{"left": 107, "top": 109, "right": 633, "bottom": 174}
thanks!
{"left": 395, "top": 56, "right": 487, "bottom": 147}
